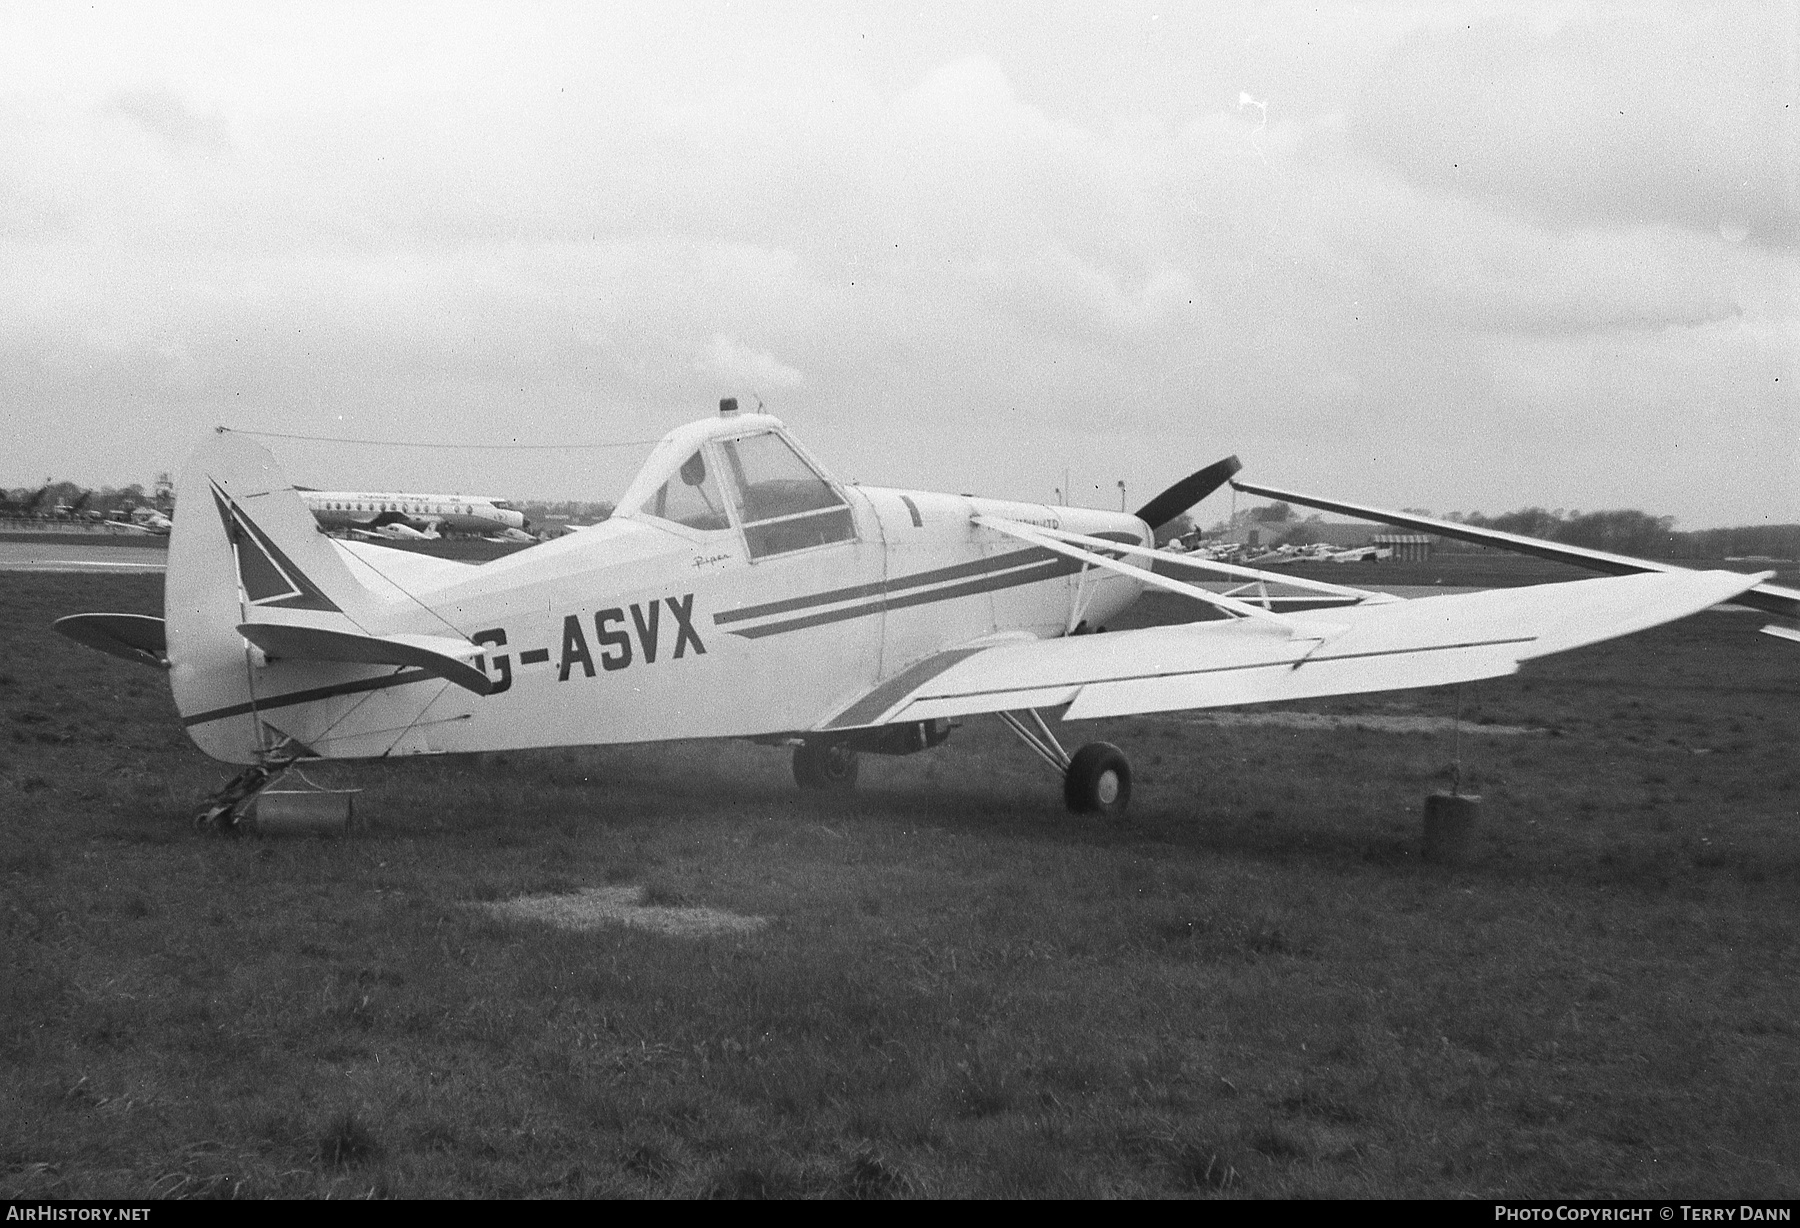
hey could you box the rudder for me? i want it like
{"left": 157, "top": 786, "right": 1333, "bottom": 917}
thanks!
{"left": 166, "top": 430, "right": 385, "bottom": 763}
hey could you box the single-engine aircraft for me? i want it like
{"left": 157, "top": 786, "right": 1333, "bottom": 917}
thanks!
{"left": 54, "top": 399, "right": 1770, "bottom": 826}
{"left": 350, "top": 521, "right": 440, "bottom": 543}
{"left": 104, "top": 504, "right": 173, "bottom": 535}
{"left": 1327, "top": 544, "right": 1392, "bottom": 564}
{"left": 52, "top": 491, "right": 94, "bottom": 520}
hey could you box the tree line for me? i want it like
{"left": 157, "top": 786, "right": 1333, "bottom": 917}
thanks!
{"left": 1211, "top": 501, "right": 1799, "bottom": 560}
{"left": 1451, "top": 508, "right": 1800, "bottom": 561}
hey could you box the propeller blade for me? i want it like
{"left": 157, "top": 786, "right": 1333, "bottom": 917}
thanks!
{"left": 1133, "top": 455, "right": 1241, "bottom": 531}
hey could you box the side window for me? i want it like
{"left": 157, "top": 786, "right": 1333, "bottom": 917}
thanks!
{"left": 647, "top": 449, "right": 731, "bottom": 531}
{"left": 719, "top": 433, "right": 855, "bottom": 558}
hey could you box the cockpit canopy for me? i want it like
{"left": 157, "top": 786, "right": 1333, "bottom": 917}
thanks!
{"left": 647, "top": 450, "right": 731, "bottom": 532}
{"left": 618, "top": 413, "right": 856, "bottom": 558}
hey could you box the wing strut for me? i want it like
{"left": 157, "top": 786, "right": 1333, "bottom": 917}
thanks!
{"left": 975, "top": 516, "right": 1398, "bottom": 639}
{"left": 1012, "top": 520, "right": 1401, "bottom": 604}
{"left": 976, "top": 516, "right": 1306, "bottom": 630}
{"left": 997, "top": 709, "right": 1071, "bottom": 772}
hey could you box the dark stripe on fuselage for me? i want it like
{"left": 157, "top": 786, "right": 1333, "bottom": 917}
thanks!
{"left": 714, "top": 547, "right": 1055, "bottom": 625}
{"left": 180, "top": 668, "right": 438, "bottom": 728}
{"left": 823, "top": 646, "right": 990, "bottom": 729}
{"left": 717, "top": 531, "right": 1143, "bottom": 639}
{"left": 730, "top": 557, "right": 1080, "bottom": 639}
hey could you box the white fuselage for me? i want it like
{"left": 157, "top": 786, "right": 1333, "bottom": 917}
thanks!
{"left": 169, "top": 413, "right": 1154, "bottom": 763}
{"left": 203, "top": 491, "right": 1148, "bottom": 760}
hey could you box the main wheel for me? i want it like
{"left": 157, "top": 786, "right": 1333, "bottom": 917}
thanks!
{"left": 793, "top": 739, "right": 860, "bottom": 791}
{"left": 1063, "top": 742, "right": 1131, "bottom": 816}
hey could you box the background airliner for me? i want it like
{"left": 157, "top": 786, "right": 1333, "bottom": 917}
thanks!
{"left": 296, "top": 488, "right": 529, "bottom": 539}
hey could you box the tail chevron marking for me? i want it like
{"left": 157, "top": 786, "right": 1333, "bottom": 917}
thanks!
{"left": 209, "top": 482, "right": 342, "bottom": 613}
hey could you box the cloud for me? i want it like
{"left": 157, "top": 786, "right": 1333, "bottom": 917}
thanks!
{"left": 1350, "top": 9, "right": 1799, "bottom": 245}
{"left": 696, "top": 334, "right": 803, "bottom": 390}
{"left": 103, "top": 85, "right": 229, "bottom": 151}
{"left": 1303, "top": 162, "right": 1763, "bottom": 337}
{"left": 0, "top": 7, "right": 1790, "bottom": 525}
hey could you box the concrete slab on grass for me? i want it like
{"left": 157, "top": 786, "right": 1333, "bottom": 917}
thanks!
{"left": 483, "top": 886, "right": 768, "bottom": 937}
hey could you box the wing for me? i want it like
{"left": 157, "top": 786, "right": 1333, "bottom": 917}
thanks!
{"left": 1230, "top": 478, "right": 1800, "bottom": 623}
{"left": 818, "top": 534, "right": 1764, "bottom": 730}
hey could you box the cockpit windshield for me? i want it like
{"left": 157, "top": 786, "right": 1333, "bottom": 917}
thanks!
{"left": 719, "top": 433, "right": 842, "bottom": 521}
{"left": 718, "top": 432, "right": 854, "bottom": 557}
{"left": 646, "top": 450, "right": 731, "bottom": 531}
{"left": 616, "top": 416, "right": 859, "bottom": 555}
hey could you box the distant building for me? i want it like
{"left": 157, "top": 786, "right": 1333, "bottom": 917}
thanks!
{"left": 1374, "top": 534, "right": 1434, "bottom": 562}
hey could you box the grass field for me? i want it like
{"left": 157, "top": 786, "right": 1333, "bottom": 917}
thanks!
{"left": 3, "top": 572, "right": 1797, "bottom": 1198}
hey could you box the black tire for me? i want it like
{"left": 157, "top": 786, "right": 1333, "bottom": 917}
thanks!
{"left": 793, "top": 739, "right": 859, "bottom": 791}
{"left": 1063, "top": 742, "right": 1132, "bottom": 815}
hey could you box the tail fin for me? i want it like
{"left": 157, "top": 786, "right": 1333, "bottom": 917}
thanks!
{"left": 166, "top": 431, "right": 485, "bottom": 764}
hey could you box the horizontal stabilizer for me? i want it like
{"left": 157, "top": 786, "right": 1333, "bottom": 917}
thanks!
{"left": 54, "top": 613, "right": 169, "bottom": 669}
{"left": 236, "top": 623, "right": 492, "bottom": 695}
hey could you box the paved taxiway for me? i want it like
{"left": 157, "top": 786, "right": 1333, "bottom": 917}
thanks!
{"left": 0, "top": 541, "right": 167, "bottom": 573}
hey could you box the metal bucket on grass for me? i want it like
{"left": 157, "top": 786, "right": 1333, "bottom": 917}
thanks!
{"left": 249, "top": 789, "right": 358, "bottom": 838}
{"left": 1422, "top": 793, "right": 1481, "bottom": 864}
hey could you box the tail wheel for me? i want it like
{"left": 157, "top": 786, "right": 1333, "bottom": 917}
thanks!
{"left": 793, "top": 739, "right": 859, "bottom": 791}
{"left": 1064, "top": 742, "right": 1131, "bottom": 816}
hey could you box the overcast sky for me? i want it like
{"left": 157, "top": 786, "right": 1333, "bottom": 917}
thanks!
{"left": 2, "top": 1, "right": 1794, "bottom": 527}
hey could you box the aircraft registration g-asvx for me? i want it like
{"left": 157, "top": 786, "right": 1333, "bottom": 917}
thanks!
{"left": 55, "top": 398, "right": 1771, "bottom": 825}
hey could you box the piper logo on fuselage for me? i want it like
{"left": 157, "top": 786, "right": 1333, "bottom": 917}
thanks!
{"left": 472, "top": 594, "right": 705, "bottom": 693}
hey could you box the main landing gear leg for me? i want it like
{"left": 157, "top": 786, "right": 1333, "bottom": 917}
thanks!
{"left": 793, "top": 738, "right": 860, "bottom": 791}
{"left": 996, "top": 710, "right": 1133, "bottom": 817}
{"left": 194, "top": 755, "right": 299, "bottom": 834}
